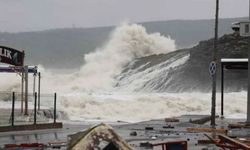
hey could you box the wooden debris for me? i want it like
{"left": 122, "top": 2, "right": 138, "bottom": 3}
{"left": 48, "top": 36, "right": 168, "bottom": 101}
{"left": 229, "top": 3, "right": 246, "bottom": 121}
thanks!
{"left": 202, "top": 133, "right": 250, "bottom": 149}
{"left": 228, "top": 123, "right": 250, "bottom": 129}
{"left": 198, "top": 139, "right": 218, "bottom": 145}
{"left": 186, "top": 128, "right": 227, "bottom": 134}
{"left": 217, "top": 134, "right": 250, "bottom": 149}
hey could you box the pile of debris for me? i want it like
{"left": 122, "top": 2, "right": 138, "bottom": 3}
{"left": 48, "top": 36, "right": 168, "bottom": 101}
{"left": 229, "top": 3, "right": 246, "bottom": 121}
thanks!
{"left": 67, "top": 115, "right": 250, "bottom": 150}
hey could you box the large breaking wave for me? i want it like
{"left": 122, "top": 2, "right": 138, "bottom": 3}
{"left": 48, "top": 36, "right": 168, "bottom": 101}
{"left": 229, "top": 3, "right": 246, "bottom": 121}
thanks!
{"left": 73, "top": 23, "right": 176, "bottom": 91}
{"left": 0, "top": 24, "right": 247, "bottom": 122}
{"left": 26, "top": 23, "right": 176, "bottom": 93}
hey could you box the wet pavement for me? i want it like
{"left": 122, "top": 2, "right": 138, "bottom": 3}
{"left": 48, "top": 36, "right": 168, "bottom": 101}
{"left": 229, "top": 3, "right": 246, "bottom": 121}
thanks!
{"left": 0, "top": 115, "right": 249, "bottom": 149}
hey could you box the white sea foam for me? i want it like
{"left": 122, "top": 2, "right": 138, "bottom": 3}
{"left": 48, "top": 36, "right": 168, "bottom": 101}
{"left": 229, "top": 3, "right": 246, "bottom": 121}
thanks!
{"left": 0, "top": 91, "right": 247, "bottom": 122}
{"left": 56, "top": 92, "right": 247, "bottom": 122}
{"left": 0, "top": 24, "right": 246, "bottom": 122}
{"left": 116, "top": 54, "right": 190, "bottom": 92}
{"left": 18, "top": 23, "right": 176, "bottom": 94}
{"left": 73, "top": 23, "right": 176, "bottom": 92}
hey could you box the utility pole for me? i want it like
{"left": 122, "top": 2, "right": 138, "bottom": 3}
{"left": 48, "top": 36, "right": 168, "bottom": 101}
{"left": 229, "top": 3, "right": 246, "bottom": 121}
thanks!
{"left": 247, "top": 0, "right": 250, "bottom": 124}
{"left": 211, "top": 0, "right": 219, "bottom": 127}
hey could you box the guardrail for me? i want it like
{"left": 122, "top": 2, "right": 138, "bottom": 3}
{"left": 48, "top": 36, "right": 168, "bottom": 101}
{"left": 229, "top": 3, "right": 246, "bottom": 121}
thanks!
{"left": 0, "top": 91, "right": 58, "bottom": 126}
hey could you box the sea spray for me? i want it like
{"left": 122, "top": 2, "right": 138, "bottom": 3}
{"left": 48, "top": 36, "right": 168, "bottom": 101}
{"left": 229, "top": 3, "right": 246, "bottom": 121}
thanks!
{"left": 0, "top": 24, "right": 246, "bottom": 123}
{"left": 74, "top": 23, "right": 176, "bottom": 91}
{"left": 57, "top": 92, "right": 247, "bottom": 122}
{"left": 28, "top": 23, "right": 176, "bottom": 93}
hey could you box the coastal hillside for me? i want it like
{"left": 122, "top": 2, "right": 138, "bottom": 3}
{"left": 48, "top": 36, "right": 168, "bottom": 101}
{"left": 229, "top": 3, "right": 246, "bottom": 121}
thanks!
{"left": 0, "top": 18, "right": 244, "bottom": 68}
{"left": 115, "top": 33, "right": 248, "bottom": 92}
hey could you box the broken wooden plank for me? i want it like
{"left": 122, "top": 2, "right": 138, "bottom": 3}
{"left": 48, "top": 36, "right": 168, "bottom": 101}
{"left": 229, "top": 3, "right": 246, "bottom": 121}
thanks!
{"left": 186, "top": 128, "right": 227, "bottom": 134}
{"left": 218, "top": 134, "right": 250, "bottom": 149}
{"left": 228, "top": 123, "right": 250, "bottom": 129}
{"left": 198, "top": 139, "right": 217, "bottom": 145}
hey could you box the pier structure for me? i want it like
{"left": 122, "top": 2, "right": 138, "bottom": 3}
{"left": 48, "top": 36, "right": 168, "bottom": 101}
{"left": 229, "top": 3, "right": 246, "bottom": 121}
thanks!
{"left": 0, "top": 66, "right": 38, "bottom": 115}
{"left": 0, "top": 45, "right": 62, "bottom": 132}
{"left": 0, "top": 46, "right": 40, "bottom": 115}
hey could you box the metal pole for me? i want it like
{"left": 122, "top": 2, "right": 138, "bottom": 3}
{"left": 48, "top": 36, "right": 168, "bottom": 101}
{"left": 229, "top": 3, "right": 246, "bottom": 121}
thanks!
{"left": 21, "top": 51, "right": 25, "bottom": 114}
{"left": 211, "top": 0, "right": 219, "bottom": 127}
{"left": 11, "top": 92, "right": 15, "bottom": 126}
{"left": 221, "top": 64, "right": 224, "bottom": 118}
{"left": 34, "top": 92, "right": 37, "bottom": 125}
{"left": 54, "top": 93, "right": 57, "bottom": 124}
{"left": 38, "top": 72, "right": 41, "bottom": 111}
{"left": 33, "top": 73, "right": 36, "bottom": 97}
{"left": 247, "top": 0, "right": 250, "bottom": 124}
{"left": 21, "top": 70, "right": 24, "bottom": 114}
{"left": 24, "top": 66, "right": 29, "bottom": 115}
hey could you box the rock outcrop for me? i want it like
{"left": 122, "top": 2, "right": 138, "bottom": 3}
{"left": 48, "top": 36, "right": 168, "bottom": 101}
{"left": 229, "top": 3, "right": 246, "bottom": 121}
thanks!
{"left": 115, "top": 33, "right": 248, "bottom": 92}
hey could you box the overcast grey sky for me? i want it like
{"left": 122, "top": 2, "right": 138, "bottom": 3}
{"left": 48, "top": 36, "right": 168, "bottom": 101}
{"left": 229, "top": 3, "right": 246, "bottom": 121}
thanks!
{"left": 0, "top": 0, "right": 249, "bottom": 32}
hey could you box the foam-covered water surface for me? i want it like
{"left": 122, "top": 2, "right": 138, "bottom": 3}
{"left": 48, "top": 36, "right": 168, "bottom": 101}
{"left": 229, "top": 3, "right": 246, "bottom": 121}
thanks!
{"left": 0, "top": 24, "right": 246, "bottom": 123}
{"left": 57, "top": 92, "right": 247, "bottom": 122}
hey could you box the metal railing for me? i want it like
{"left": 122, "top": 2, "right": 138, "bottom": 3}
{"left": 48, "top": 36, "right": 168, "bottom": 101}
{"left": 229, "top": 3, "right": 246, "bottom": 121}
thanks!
{"left": 0, "top": 91, "right": 57, "bottom": 126}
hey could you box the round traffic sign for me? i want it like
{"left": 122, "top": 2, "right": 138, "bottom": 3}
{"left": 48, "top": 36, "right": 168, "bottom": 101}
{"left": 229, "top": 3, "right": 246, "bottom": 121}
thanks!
{"left": 209, "top": 61, "right": 216, "bottom": 76}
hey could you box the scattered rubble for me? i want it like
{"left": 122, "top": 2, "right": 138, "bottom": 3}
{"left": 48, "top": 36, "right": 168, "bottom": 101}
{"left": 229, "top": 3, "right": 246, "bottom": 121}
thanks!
{"left": 1, "top": 115, "right": 250, "bottom": 149}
